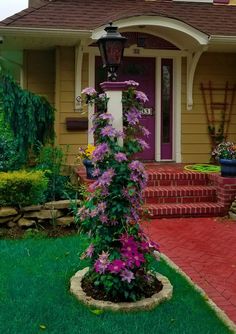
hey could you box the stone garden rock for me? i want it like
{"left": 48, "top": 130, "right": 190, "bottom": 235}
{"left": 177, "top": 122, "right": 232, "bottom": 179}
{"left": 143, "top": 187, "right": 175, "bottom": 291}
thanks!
{"left": 0, "top": 207, "right": 18, "bottom": 217}
{"left": 0, "top": 217, "right": 12, "bottom": 224}
{"left": 18, "top": 218, "right": 36, "bottom": 227}
{"left": 22, "top": 205, "right": 42, "bottom": 212}
{"left": 229, "top": 211, "right": 236, "bottom": 221}
{"left": 44, "top": 200, "right": 80, "bottom": 210}
{"left": 7, "top": 221, "right": 17, "bottom": 228}
{"left": 56, "top": 216, "right": 74, "bottom": 226}
{"left": 24, "top": 209, "right": 63, "bottom": 220}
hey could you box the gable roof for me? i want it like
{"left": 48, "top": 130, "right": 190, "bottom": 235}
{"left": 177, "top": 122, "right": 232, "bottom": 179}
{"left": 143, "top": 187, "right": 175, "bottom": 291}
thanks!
{"left": 1, "top": 0, "right": 236, "bottom": 36}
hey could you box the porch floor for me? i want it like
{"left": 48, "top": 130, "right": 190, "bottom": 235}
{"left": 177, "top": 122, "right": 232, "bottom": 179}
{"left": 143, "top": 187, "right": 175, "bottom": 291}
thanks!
{"left": 142, "top": 217, "right": 236, "bottom": 325}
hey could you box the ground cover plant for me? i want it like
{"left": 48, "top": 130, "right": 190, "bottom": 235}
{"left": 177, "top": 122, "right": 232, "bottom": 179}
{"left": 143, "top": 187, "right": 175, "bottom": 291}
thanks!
{"left": 77, "top": 82, "right": 161, "bottom": 302}
{"left": 0, "top": 234, "right": 233, "bottom": 334}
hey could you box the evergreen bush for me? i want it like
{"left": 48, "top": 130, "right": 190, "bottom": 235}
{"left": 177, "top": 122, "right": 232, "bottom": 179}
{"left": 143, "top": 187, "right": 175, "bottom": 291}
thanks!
{"left": 0, "top": 170, "right": 48, "bottom": 207}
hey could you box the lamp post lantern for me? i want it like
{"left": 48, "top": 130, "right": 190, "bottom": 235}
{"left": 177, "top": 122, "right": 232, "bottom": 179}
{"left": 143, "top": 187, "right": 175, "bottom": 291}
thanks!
{"left": 97, "top": 22, "right": 127, "bottom": 81}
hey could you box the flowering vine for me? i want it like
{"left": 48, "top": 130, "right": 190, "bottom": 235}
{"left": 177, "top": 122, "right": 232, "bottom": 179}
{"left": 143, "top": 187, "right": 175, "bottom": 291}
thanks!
{"left": 77, "top": 81, "right": 160, "bottom": 302}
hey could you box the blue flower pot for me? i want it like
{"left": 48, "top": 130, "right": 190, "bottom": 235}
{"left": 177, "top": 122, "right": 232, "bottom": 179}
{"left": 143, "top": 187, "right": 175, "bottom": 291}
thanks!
{"left": 220, "top": 159, "right": 236, "bottom": 177}
{"left": 83, "top": 159, "right": 97, "bottom": 180}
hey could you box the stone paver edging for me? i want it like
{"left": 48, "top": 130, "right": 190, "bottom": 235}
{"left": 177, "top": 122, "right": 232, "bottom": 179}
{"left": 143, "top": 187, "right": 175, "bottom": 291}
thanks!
{"left": 70, "top": 267, "right": 173, "bottom": 312}
{"left": 161, "top": 253, "right": 236, "bottom": 334}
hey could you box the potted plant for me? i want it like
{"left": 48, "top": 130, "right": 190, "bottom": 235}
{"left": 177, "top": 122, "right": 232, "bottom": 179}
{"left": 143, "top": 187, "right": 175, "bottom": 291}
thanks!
{"left": 212, "top": 141, "right": 236, "bottom": 177}
{"left": 77, "top": 144, "right": 96, "bottom": 179}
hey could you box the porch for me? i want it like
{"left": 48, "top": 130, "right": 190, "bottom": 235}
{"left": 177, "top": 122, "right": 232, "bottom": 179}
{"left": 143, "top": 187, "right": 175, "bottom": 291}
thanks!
{"left": 76, "top": 163, "right": 236, "bottom": 218}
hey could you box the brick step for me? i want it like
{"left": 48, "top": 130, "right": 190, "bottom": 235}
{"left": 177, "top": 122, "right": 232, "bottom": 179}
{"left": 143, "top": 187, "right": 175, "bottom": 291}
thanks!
{"left": 143, "top": 202, "right": 225, "bottom": 218}
{"left": 147, "top": 172, "right": 209, "bottom": 187}
{"left": 143, "top": 185, "right": 217, "bottom": 204}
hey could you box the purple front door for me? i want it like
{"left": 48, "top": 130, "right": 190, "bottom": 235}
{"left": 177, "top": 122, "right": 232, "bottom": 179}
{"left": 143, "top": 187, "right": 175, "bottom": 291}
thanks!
{"left": 95, "top": 56, "right": 156, "bottom": 160}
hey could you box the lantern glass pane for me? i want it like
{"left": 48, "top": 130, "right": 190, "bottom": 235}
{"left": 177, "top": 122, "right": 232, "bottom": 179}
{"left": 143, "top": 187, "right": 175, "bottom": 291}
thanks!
{"left": 105, "top": 41, "right": 123, "bottom": 65}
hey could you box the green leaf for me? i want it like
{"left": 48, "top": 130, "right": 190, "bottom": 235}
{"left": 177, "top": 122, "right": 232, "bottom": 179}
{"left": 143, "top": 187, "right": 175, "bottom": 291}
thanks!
{"left": 90, "top": 309, "right": 104, "bottom": 315}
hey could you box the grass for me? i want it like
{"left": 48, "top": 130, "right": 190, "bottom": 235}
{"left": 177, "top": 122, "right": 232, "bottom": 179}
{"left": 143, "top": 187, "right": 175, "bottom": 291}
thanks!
{"left": 0, "top": 235, "right": 233, "bottom": 334}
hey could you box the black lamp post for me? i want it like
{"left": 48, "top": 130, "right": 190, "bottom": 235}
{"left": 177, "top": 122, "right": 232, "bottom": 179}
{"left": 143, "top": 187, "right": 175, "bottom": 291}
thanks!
{"left": 97, "top": 22, "right": 127, "bottom": 81}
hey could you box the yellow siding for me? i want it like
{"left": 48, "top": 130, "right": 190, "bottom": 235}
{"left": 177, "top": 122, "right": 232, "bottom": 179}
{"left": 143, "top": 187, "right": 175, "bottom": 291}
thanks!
{"left": 181, "top": 53, "right": 236, "bottom": 163}
{"left": 56, "top": 48, "right": 89, "bottom": 164}
{"left": 25, "top": 50, "right": 55, "bottom": 105}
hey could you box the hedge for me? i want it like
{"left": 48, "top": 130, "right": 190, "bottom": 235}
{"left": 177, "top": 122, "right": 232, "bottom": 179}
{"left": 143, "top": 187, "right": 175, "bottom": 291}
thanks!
{"left": 0, "top": 170, "right": 48, "bottom": 207}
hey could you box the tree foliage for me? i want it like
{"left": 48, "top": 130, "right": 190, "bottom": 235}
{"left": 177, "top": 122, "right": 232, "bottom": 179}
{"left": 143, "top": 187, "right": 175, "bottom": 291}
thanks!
{"left": 0, "top": 73, "right": 55, "bottom": 165}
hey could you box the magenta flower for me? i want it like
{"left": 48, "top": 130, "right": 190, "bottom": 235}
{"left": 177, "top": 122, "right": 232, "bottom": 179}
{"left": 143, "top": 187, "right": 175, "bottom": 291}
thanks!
{"left": 81, "top": 87, "right": 97, "bottom": 96}
{"left": 120, "top": 269, "right": 135, "bottom": 283}
{"left": 114, "top": 152, "right": 128, "bottom": 162}
{"left": 136, "top": 90, "right": 149, "bottom": 103}
{"left": 132, "top": 252, "right": 145, "bottom": 267}
{"left": 108, "top": 259, "right": 126, "bottom": 274}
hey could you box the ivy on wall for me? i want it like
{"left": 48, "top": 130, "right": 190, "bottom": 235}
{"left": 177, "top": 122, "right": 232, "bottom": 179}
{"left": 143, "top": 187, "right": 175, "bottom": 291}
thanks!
{"left": 0, "top": 73, "right": 55, "bottom": 165}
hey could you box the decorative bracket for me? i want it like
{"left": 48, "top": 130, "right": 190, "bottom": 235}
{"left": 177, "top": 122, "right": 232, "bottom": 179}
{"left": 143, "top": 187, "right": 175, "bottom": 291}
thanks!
{"left": 186, "top": 47, "right": 207, "bottom": 110}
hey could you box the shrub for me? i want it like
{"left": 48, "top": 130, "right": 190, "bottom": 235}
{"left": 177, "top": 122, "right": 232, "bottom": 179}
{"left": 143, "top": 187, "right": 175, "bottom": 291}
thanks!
{"left": 34, "top": 145, "right": 76, "bottom": 201}
{"left": 0, "top": 170, "right": 48, "bottom": 207}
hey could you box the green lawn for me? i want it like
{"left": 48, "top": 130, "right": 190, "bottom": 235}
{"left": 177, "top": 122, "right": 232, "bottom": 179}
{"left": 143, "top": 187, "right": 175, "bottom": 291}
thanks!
{"left": 0, "top": 235, "right": 233, "bottom": 334}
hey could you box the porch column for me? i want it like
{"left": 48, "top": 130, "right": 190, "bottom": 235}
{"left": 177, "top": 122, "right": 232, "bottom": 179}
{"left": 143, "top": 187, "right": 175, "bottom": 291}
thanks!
{"left": 100, "top": 82, "right": 128, "bottom": 146}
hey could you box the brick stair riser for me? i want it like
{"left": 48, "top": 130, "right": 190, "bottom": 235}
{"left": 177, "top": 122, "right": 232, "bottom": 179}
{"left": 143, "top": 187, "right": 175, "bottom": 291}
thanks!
{"left": 147, "top": 179, "right": 209, "bottom": 187}
{"left": 147, "top": 206, "right": 225, "bottom": 218}
{"left": 144, "top": 196, "right": 217, "bottom": 205}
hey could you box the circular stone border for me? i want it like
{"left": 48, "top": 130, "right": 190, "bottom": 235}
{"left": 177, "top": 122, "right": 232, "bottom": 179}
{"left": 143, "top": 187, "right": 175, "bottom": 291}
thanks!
{"left": 70, "top": 267, "right": 173, "bottom": 312}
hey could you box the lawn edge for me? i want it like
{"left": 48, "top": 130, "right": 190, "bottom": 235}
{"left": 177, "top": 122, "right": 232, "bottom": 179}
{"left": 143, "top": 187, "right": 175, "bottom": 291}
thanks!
{"left": 161, "top": 253, "right": 236, "bottom": 334}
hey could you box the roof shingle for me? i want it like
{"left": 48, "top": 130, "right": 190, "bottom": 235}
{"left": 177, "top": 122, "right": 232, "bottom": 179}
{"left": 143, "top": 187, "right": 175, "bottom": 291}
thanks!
{"left": 1, "top": 0, "right": 236, "bottom": 36}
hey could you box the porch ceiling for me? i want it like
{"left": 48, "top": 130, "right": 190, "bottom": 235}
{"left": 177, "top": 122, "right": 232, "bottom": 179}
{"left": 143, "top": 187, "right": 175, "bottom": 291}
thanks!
{"left": 0, "top": 29, "right": 90, "bottom": 51}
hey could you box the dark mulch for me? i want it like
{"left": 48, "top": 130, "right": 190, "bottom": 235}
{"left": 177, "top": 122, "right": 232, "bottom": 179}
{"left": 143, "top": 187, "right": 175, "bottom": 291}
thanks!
{"left": 0, "top": 224, "right": 78, "bottom": 240}
{"left": 82, "top": 272, "right": 163, "bottom": 303}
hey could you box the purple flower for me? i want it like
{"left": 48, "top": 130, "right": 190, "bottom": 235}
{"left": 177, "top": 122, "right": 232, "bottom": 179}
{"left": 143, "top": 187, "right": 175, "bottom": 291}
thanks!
{"left": 92, "top": 143, "right": 109, "bottom": 162}
{"left": 98, "top": 93, "right": 107, "bottom": 100}
{"left": 108, "top": 259, "right": 126, "bottom": 274}
{"left": 101, "top": 125, "right": 117, "bottom": 138}
{"left": 99, "top": 168, "right": 115, "bottom": 187}
{"left": 100, "top": 214, "right": 108, "bottom": 224}
{"left": 125, "top": 80, "right": 139, "bottom": 88}
{"left": 99, "top": 113, "right": 114, "bottom": 121}
{"left": 136, "top": 90, "right": 149, "bottom": 103}
{"left": 94, "top": 251, "right": 110, "bottom": 274}
{"left": 126, "top": 107, "right": 141, "bottom": 126}
{"left": 141, "top": 126, "right": 150, "bottom": 137}
{"left": 129, "top": 160, "right": 145, "bottom": 173}
{"left": 114, "top": 152, "right": 128, "bottom": 162}
{"left": 92, "top": 168, "right": 101, "bottom": 177}
{"left": 81, "top": 87, "right": 97, "bottom": 96}
{"left": 120, "top": 269, "right": 135, "bottom": 283}
{"left": 137, "top": 138, "right": 150, "bottom": 150}
{"left": 97, "top": 202, "right": 106, "bottom": 212}
{"left": 90, "top": 208, "right": 99, "bottom": 218}
{"left": 85, "top": 244, "right": 94, "bottom": 258}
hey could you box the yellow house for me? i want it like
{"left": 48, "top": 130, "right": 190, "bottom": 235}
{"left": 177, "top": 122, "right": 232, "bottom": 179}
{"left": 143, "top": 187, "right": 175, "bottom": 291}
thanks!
{"left": 1, "top": 0, "right": 236, "bottom": 164}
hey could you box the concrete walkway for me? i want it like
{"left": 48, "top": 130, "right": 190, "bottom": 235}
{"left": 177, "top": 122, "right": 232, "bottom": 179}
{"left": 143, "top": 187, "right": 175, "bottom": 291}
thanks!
{"left": 142, "top": 217, "right": 236, "bottom": 324}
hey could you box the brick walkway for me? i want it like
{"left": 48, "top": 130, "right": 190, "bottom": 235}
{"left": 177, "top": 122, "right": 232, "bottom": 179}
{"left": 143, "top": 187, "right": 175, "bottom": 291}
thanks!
{"left": 142, "top": 217, "right": 236, "bottom": 324}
